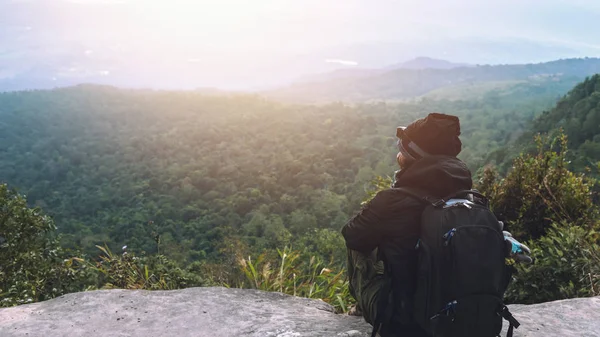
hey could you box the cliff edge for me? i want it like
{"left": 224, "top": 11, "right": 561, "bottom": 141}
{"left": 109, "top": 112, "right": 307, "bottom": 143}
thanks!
{"left": 0, "top": 287, "right": 598, "bottom": 336}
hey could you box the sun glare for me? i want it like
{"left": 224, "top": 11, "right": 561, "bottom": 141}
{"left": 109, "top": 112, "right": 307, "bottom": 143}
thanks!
{"left": 131, "top": 0, "right": 280, "bottom": 40}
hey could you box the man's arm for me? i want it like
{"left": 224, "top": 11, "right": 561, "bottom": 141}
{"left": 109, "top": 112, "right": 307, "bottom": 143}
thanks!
{"left": 342, "top": 190, "right": 392, "bottom": 253}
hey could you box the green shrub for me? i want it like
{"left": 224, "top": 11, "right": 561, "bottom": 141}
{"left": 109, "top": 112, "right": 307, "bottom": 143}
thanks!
{"left": 478, "top": 132, "right": 598, "bottom": 241}
{"left": 297, "top": 228, "right": 347, "bottom": 266}
{"left": 479, "top": 133, "right": 600, "bottom": 304}
{"left": 235, "top": 246, "right": 354, "bottom": 313}
{"left": 0, "top": 184, "right": 90, "bottom": 307}
{"left": 94, "top": 245, "right": 205, "bottom": 290}
{"left": 506, "top": 223, "right": 600, "bottom": 304}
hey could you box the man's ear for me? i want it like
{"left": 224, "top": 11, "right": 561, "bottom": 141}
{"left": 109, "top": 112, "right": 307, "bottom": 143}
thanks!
{"left": 396, "top": 151, "right": 406, "bottom": 168}
{"left": 397, "top": 151, "right": 415, "bottom": 169}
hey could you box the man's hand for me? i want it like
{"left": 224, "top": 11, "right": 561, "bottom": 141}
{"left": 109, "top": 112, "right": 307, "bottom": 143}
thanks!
{"left": 503, "top": 231, "right": 533, "bottom": 263}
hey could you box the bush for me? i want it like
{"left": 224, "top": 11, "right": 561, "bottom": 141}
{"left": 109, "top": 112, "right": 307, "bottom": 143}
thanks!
{"left": 478, "top": 132, "right": 598, "bottom": 241}
{"left": 296, "top": 228, "right": 347, "bottom": 266}
{"left": 479, "top": 133, "right": 600, "bottom": 304}
{"left": 235, "top": 246, "right": 354, "bottom": 313}
{"left": 94, "top": 245, "right": 205, "bottom": 290}
{"left": 0, "top": 183, "right": 206, "bottom": 307}
{"left": 0, "top": 184, "right": 90, "bottom": 307}
{"left": 506, "top": 223, "right": 600, "bottom": 304}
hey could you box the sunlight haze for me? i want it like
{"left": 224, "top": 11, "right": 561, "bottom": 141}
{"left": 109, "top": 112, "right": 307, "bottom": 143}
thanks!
{"left": 2, "top": 0, "right": 600, "bottom": 89}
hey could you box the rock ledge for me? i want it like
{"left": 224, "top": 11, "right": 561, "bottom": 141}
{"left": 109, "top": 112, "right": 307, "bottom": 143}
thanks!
{"left": 0, "top": 287, "right": 599, "bottom": 337}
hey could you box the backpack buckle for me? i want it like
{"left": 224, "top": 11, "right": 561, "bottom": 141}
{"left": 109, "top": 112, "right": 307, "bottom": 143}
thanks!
{"left": 442, "top": 228, "right": 457, "bottom": 246}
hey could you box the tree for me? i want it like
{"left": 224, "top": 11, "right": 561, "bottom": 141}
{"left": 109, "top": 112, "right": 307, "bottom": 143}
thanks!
{"left": 478, "top": 133, "right": 597, "bottom": 241}
{"left": 477, "top": 134, "right": 599, "bottom": 304}
{"left": 0, "top": 184, "right": 89, "bottom": 307}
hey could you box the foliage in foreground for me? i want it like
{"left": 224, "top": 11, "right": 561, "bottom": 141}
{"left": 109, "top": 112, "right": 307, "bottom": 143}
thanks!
{"left": 1, "top": 182, "right": 347, "bottom": 309}
{"left": 94, "top": 245, "right": 206, "bottom": 290}
{"left": 478, "top": 132, "right": 597, "bottom": 241}
{"left": 235, "top": 246, "right": 354, "bottom": 313}
{"left": 478, "top": 133, "right": 599, "bottom": 304}
{"left": 0, "top": 184, "right": 92, "bottom": 307}
{"left": 505, "top": 223, "right": 600, "bottom": 304}
{"left": 0, "top": 183, "right": 207, "bottom": 307}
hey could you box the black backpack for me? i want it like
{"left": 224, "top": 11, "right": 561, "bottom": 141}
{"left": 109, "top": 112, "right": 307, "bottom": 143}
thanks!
{"left": 371, "top": 188, "right": 521, "bottom": 337}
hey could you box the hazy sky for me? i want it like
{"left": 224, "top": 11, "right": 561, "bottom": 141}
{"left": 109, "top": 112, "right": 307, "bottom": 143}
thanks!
{"left": 2, "top": 0, "right": 600, "bottom": 88}
{"left": 4, "top": 0, "right": 597, "bottom": 48}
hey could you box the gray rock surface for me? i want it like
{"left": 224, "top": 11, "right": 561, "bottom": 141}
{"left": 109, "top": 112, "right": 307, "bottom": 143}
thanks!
{"left": 0, "top": 287, "right": 369, "bottom": 337}
{"left": 0, "top": 287, "right": 598, "bottom": 337}
{"left": 502, "top": 296, "right": 600, "bottom": 337}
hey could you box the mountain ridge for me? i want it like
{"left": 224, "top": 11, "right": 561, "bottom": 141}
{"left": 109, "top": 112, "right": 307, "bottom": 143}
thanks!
{"left": 265, "top": 57, "right": 600, "bottom": 103}
{"left": 385, "top": 56, "right": 472, "bottom": 70}
{"left": 294, "top": 56, "right": 472, "bottom": 84}
{"left": 488, "top": 73, "right": 600, "bottom": 173}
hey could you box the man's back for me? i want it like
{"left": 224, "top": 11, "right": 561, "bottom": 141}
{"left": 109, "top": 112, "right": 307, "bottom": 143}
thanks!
{"left": 342, "top": 113, "right": 469, "bottom": 337}
{"left": 343, "top": 155, "right": 472, "bottom": 336}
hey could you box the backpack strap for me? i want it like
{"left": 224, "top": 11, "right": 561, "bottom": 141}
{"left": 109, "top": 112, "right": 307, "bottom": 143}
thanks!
{"left": 395, "top": 188, "right": 490, "bottom": 208}
{"left": 499, "top": 305, "right": 520, "bottom": 337}
{"left": 443, "top": 189, "right": 485, "bottom": 200}
{"left": 392, "top": 187, "right": 444, "bottom": 206}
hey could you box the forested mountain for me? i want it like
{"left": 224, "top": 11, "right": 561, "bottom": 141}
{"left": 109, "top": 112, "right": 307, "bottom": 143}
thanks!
{"left": 266, "top": 58, "right": 600, "bottom": 103}
{"left": 0, "top": 86, "right": 390, "bottom": 262}
{"left": 2, "top": 74, "right": 600, "bottom": 310}
{"left": 0, "top": 83, "right": 566, "bottom": 263}
{"left": 533, "top": 75, "right": 600, "bottom": 171}
{"left": 488, "top": 75, "right": 600, "bottom": 175}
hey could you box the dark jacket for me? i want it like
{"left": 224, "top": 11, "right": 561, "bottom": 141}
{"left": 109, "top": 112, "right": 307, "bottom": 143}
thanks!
{"left": 342, "top": 155, "right": 472, "bottom": 331}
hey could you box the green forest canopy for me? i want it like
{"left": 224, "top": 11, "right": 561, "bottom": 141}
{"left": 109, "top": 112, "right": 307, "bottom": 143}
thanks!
{"left": 488, "top": 74, "right": 600, "bottom": 173}
{"left": 0, "top": 75, "right": 598, "bottom": 265}
{"left": 1, "top": 75, "right": 600, "bottom": 308}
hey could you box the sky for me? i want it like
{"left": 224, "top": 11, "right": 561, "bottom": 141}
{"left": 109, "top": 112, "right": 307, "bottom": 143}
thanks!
{"left": 2, "top": 0, "right": 600, "bottom": 89}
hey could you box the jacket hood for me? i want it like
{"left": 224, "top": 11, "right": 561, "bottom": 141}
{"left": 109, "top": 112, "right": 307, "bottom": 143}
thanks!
{"left": 392, "top": 155, "right": 472, "bottom": 197}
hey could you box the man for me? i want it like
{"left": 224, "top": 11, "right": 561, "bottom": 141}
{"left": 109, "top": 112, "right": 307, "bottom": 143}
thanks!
{"left": 342, "top": 113, "right": 469, "bottom": 337}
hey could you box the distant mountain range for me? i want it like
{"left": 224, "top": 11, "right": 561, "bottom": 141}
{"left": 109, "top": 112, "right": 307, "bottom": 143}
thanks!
{"left": 295, "top": 57, "right": 472, "bottom": 84}
{"left": 386, "top": 57, "right": 473, "bottom": 70}
{"left": 264, "top": 58, "right": 600, "bottom": 103}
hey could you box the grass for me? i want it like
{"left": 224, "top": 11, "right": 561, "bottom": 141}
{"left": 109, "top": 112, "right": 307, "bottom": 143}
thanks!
{"left": 235, "top": 246, "right": 354, "bottom": 313}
